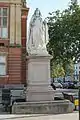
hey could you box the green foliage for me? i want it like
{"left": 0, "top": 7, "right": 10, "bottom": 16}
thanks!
{"left": 51, "top": 62, "right": 65, "bottom": 78}
{"left": 47, "top": 0, "right": 80, "bottom": 76}
{"left": 9, "top": 44, "right": 22, "bottom": 48}
{"left": 65, "top": 59, "right": 74, "bottom": 76}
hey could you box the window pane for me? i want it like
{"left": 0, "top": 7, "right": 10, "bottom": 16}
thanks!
{"left": 3, "top": 8, "right": 7, "bottom": 16}
{"left": 2, "top": 28, "right": 8, "bottom": 38}
{"left": 0, "top": 17, "right": 1, "bottom": 26}
{"left": 0, "top": 8, "right": 3, "bottom": 16}
{"left": 0, "top": 64, "right": 6, "bottom": 75}
{"left": 0, "top": 56, "right": 6, "bottom": 63}
{"left": 0, "top": 8, "right": 1, "bottom": 16}
{"left": 3, "top": 17, "right": 7, "bottom": 27}
{"left": 0, "top": 28, "right": 1, "bottom": 38}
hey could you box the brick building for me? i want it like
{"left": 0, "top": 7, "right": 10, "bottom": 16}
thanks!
{"left": 0, "top": 0, "right": 29, "bottom": 85}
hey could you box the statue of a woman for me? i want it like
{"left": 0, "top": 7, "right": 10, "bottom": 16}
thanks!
{"left": 27, "top": 8, "right": 49, "bottom": 55}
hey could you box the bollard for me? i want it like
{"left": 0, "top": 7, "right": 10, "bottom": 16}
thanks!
{"left": 74, "top": 99, "right": 79, "bottom": 110}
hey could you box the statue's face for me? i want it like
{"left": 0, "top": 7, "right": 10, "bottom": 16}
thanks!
{"left": 34, "top": 8, "right": 40, "bottom": 17}
{"left": 36, "top": 11, "right": 39, "bottom": 16}
{"left": 36, "top": 10, "right": 39, "bottom": 16}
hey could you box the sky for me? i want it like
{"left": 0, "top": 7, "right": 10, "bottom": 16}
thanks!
{"left": 27, "top": 0, "right": 80, "bottom": 23}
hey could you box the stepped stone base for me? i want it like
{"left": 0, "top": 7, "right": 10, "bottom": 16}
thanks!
{"left": 12, "top": 100, "right": 75, "bottom": 114}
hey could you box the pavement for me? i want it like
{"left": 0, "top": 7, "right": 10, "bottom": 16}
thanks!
{"left": 0, "top": 112, "right": 78, "bottom": 120}
{"left": 0, "top": 88, "right": 78, "bottom": 120}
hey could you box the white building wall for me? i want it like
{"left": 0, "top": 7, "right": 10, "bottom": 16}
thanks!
{"left": 74, "top": 62, "right": 80, "bottom": 80}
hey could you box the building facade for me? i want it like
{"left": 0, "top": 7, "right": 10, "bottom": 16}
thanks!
{"left": 0, "top": 0, "right": 29, "bottom": 85}
{"left": 74, "top": 62, "right": 80, "bottom": 80}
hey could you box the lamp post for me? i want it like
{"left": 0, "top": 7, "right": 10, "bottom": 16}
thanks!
{"left": 79, "top": 71, "right": 80, "bottom": 120}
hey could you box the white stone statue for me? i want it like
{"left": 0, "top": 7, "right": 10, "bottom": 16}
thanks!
{"left": 43, "top": 19, "right": 49, "bottom": 45}
{"left": 27, "top": 8, "right": 49, "bottom": 55}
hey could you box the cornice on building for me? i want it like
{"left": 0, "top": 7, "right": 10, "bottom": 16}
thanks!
{"left": 0, "top": 0, "right": 22, "bottom": 4}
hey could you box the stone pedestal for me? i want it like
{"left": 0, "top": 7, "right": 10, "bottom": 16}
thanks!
{"left": 26, "top": 54, "right": 54, "bottom": 102}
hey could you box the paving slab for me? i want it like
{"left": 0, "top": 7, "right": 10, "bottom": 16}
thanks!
{"left": 0, "top": 112, "right": 78, "bottom": 120}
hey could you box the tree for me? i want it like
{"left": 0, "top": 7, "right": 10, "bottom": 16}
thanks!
{"left": 51, "top": 62, "right": 65, "bottom": 78}
{"left": 65, "top": 59, "right": 74, "bottom": 76}
{"left": 47, "top": 0, "right": 80, "bottom": 75}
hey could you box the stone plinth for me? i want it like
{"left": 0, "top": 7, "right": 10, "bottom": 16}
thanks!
{"left": 12, "top": 100, "right": 75, "bottom": 114}
{"left": 26, "top": 54, "right": 54, "bottom": 101}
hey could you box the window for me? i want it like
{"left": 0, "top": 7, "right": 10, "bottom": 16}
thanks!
{"left": 0, "top": 55, "right": 6, "bottom": 76}
{"left": 0, "top": 8, "right": 8, "bottom": 38}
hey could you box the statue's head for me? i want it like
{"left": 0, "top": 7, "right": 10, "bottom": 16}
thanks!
{"left": 34, "top": 8, "right": 42, "bottom": 17}
{"left": 30, "top": 8, "right": 42, "bottom": 26}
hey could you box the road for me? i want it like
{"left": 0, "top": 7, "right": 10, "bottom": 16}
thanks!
{"left": 54, "top": 88, "right": 78, "bottom": 98}
{"left": 0, "top": 112, "right": 78, "bottom": 120}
